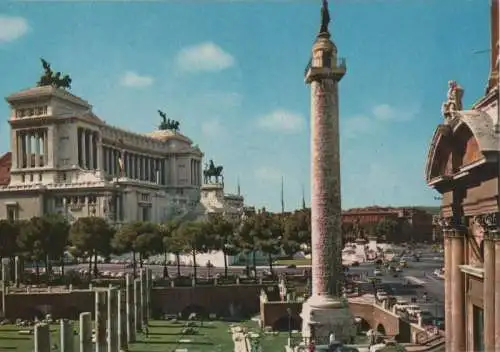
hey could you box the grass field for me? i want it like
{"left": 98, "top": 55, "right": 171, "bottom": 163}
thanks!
{"left": 0, "top": 319, "right": 289, "bottom": 352}
{"left": 273, "top": 258, "right": 311, "bottom": 266}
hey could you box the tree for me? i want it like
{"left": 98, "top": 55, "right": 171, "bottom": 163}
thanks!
{"left": 0, "top": 219, "right": 19, "bottom": 260}
{"left": 174, "top": 221, "right": 207, "bottom": 282}
{"left": 17, "top": 217, "right": 51, "bottom": 280}
{"left": 258, "top": 213, "right": 282, "bottom": 275}
{"left": 283, "top": 209, "right": 311, "bottom": 257}
{"left": 158, "top": 220, "right": 180, "bottom": 278}
{"left": 376, "top": 218, "right": 399, "bottom": 243}
{"left": 236, "top": 213, "right": 260, "bottom": 277}
{"left": 134, "top": 229, "right": 162, "bottom": 265}
{"left": 43, "top": 214, "right": 70, "bottom": 276}
{"left": 70, "top": 217, "right": 114, "bottom": 278}
{"left": 162, "top": 221, "right": 183, "bottom": 277}
{"left": 204, "top": 213, "right": 238, "bottom": 278}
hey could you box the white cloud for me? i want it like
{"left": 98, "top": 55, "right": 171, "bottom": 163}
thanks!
{"left": 201, "top": 119, "right": 225, "bottom": 138}
{"left": 372, "top": 103, "right": 417, "bottom": 122}
{"left": 342, "top": 103, "right": 419, "bottom": 139}
{"left": 254, "top": 166, "right": 282, "bottom": 182}
{"left": 342, "top": 115, "right": 376, "bottom": 139}
{"left": 257, "top": 109, "right": 305, "bottom": 133}
{"left": 120, "top": 71, "right": 154, "bottom": 88}
{"left": 175, "top": 42, "right": 235, "bottom": 73}
{"left": 0, "top": 15, "right": 29, "bottom": 43}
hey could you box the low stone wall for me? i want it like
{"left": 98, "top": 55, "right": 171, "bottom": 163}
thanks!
{"left": 2, "top": 282, "right": 278, "bottom": 320}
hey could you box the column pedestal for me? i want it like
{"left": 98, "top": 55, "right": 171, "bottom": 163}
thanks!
{"left": 301, "top": 295, "right": 355, "bottom": 344}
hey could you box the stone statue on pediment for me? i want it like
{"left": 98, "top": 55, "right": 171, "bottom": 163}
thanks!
{"left": 441, "top": 80, "right": 463, "bottom": 120}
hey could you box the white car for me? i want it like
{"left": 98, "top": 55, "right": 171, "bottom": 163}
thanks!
{"left": 406, "top": 304, "right": 421, "bottom": 316}
{"left": 376, "top": 291, "right": 388, "bottom": 300}
{"left": 394, "top": 300, "right": 409, "bottom": 312}
{"left": 373, "top": 269, "right": 382, "bottom": 276}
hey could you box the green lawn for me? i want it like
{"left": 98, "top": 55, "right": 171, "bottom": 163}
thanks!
{"left": 273, "top": 258, "right": 311, "bottom": 266}
{"left": 0, "top": 319, "right": 289, "bottom": 352}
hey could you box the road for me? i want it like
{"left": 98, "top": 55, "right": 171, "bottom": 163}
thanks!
{"left": 347, "top": 256, "right": 445, "bottom": 312}
{"left": 64, "top": 263, "right": 306, "bottom": 278}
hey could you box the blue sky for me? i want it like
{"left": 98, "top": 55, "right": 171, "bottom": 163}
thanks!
{"left": 0, "top": 0, "right": 491, "bottom": 212}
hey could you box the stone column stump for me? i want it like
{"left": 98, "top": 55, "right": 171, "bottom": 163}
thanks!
{"left": 126, "top": 274, "right": 136, "bottom": 342}
{"left": 139, "top": 269, "right": 147, "bottom": 326}
{"left": 107, "top": 287, "right": 119, "bottom": 352}
{"left": 34, "top": 323, "right": 50, "bottom": 352}
{"left": 79, "top": 312, "right": 93, "bottom": 352}
{"left": 118, "top": 289, "right": 128, "bottom": 351}
{"left": 134, "top": 278, "right": 141, "bottom": 332}
{"left": 95, "top": 290, "right": 108, "bottom": 352}
{"left": 60, "top": 319, "right": 74, "bottom": 352}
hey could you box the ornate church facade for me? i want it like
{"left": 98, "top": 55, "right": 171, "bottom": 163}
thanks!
{"left": 0, "top": 85, "right": 203, "bottom": 224}
{"left": 424, "top": 1, "right": 499, "bottom": 351}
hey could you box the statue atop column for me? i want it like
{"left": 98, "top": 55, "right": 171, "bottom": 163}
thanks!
{"left": 319, "top": 0, "right": 331, "bottom": 34}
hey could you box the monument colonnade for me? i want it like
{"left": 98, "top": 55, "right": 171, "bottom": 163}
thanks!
{"left": 32, "top": 268, "right": 152, "bottom": 352}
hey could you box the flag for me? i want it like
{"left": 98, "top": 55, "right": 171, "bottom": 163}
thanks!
{"left": 117, "top": 138, "right": 125, "bottom": 177}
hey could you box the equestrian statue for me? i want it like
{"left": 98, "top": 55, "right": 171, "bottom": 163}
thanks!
{"left": 203, "top": 159, "right": 224, "bottom": 185}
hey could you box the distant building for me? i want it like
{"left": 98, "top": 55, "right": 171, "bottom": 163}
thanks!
{"left": 341, "top": 206, "right": 434, "bottom": 242}
{"left": 424, "top": 1, "right": 499, "bottom": 351}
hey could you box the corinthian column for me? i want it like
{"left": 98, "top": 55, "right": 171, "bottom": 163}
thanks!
{"left": 481, "top": 213, "right": 496, "bottom": 352}
{"left": 442, "top": 223, "right": 452, "bottom": 352}
{"left": 450, "top": 228, "right": 465, "bottom": 352}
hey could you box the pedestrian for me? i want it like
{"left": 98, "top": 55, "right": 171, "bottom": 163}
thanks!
{"left": 142, "top": 320, "right": 149, "bottom": 338}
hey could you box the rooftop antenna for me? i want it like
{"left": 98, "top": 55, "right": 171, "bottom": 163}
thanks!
{"left": 281, "top": 176, "right": 285, "bottom": 214}
{"left": 301, "top": 184, "right": 306, "bottom": 209}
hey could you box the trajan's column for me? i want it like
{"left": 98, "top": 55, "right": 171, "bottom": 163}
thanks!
{"left": 301, "top": 0, "right": 355, "bottom": 344}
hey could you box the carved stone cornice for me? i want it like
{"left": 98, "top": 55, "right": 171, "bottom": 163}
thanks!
{"left": 439, "top": 216, "right": 470, "bottom": 239}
